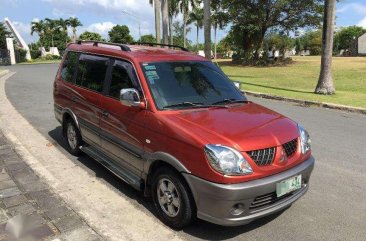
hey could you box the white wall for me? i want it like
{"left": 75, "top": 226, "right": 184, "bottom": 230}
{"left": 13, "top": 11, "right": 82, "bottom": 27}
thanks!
{"left": 358, "top": 33, "right": 366, "bottom": 55}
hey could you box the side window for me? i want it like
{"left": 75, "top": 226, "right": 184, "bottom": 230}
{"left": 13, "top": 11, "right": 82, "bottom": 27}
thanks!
{"left": 108, "top": 60, "right": 135, "bottom": 99}
{"left": 75, "top": 54, "right": 109, "bottom": 92}
{"left": 60, "top": 51, "right": 79, "bottom": 83}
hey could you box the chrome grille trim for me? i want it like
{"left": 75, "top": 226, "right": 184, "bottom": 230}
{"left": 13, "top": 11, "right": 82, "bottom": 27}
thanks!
{"left": 282, "top": 138, "right": 298, "bottom": 157}
{"left": 247, "top": 147, "right": 276, "bottom": 166}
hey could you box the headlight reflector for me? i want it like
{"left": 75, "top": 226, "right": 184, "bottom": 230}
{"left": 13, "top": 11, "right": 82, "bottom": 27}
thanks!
{"left": 298, "top": 124, "right": 311, "bottom": 154}
{"left": 204, "top": 144, "right": 253, "bottom": 175}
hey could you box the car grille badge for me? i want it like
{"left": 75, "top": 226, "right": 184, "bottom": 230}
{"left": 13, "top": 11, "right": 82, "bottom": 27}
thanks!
{"left": 279, "top": 148, "right": 288, "bottom": 163}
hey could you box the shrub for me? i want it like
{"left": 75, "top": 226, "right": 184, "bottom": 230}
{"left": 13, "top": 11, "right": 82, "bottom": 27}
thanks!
{"left": 16, "top": 49, "right": 28, "bottom": 62}
{"left": 30, "top": 50, "right": 41, "bottom": 59}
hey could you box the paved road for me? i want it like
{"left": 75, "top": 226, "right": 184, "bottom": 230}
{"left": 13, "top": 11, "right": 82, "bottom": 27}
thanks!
{"left": 2, "top": 64, "right": 366, "bottom": 241}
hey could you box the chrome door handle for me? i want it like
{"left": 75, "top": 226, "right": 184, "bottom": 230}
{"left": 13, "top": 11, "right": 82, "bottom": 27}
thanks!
{"left": 103, "top": 111, "right": 109, "bottom": 117}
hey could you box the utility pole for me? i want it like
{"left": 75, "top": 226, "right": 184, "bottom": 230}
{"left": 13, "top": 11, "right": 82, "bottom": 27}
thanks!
{"left": 121, "top": 10, "right": 141, "bottom": 40}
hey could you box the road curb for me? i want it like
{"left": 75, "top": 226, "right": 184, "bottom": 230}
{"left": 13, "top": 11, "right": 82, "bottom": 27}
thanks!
{"left": 245, "top": 91, "right": 366, "bottom": 115}
{"left": 0, "top": 69, "right": 10, "bottom": 77}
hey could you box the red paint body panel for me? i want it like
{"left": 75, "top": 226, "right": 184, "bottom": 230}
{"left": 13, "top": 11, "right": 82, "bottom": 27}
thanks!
{"left": 54, "top": 43, "right": 312, "bottom": 185}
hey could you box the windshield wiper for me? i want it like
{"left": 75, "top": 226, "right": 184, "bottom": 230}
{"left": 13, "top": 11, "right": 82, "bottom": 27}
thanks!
{"left": 163, "top": 102, "right": 205, "bottom": 109}
{"left": 163, "top": 102, "right": 228, "bottom": 110}
{"left": 212, "top": 98, "right": 248, "bottom": 105}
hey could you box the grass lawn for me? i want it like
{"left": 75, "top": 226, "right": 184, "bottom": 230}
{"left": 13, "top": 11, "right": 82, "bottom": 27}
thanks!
{"left": 217, "top": 56, "right": 366, "bottom": 109}
{"left": 19, "top": 59, "right": 62, "bottom": 65}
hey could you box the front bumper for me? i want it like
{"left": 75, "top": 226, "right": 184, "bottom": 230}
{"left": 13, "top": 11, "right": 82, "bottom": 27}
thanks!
{"left": 183, "top": 156, "right": 315, "bottom": 226}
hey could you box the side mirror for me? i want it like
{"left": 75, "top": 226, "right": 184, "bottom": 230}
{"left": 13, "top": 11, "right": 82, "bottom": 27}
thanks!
{"left": 120, "top": 88, "right": 142, "bottom": 107}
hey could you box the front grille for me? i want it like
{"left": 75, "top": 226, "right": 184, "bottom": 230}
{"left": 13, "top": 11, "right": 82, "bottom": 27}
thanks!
{"left": 282, "top": 138, "right": 298, "bottom": 157}
{"left": 247, "top": 147, "right": 276, "bottom": 166}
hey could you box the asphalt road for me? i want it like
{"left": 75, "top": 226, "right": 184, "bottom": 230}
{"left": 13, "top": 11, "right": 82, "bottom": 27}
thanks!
{"left": 2, "top": 64, "right": 366, "bottom": 241}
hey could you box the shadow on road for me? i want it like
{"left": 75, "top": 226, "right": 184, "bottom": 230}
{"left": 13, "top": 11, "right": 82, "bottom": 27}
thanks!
{"left": 48, "top": 126, "right": 285, "bottom": 240}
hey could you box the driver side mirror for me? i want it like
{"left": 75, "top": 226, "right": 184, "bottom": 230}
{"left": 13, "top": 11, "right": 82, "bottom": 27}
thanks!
{"left": 120, "top": 88, "right": 142, "bottom": 107}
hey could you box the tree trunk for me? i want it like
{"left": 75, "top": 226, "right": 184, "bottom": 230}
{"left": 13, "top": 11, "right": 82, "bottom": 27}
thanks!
{"left": 183, "top": 9, "right": 187, "bottom": 48}
{"left": 154, "top": 0, "right": 161, "bottom": 43}
{"left": 161, "top": 0, "right": 169, "bottom": 45}
{"left": 169, "top": 16, "right": 173, "bottom": 45}
{"left": 196, "top": 25, "right": 199, "bottom": 52}
{"left": 214, "top": 24, "right": 217, "bottom": 59}
{"left": 315, "top": 0, "right": 336, "bottom": 94}
{"left": 73, "top": 29, "right": 77, "bottom": 42}
{"left": 203, "top": 0, "right": 211, "bottom": 59}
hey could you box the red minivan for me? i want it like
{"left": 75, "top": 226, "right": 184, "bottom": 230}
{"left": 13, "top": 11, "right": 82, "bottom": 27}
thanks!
{"left": 54, "top": 41, "right": 314, "bottom": 229}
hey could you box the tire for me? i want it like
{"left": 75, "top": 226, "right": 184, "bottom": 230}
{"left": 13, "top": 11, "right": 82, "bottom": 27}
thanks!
{"left": 152, "top": 167, "right": 196, "bottom": 229}
{"left": 64, "top": 119, "right": 83, "bottom": 156}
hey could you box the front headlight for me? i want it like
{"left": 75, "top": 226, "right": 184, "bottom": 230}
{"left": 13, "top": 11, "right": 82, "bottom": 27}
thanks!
{"left": 204, "top": 144, "right": 253, "bottom": 176}
{"left": 298, "top": 124, "right": 311, "bottom": 154}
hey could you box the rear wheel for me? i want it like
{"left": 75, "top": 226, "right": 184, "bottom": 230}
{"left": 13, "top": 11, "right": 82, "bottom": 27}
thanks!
{"left": 65, "top": 119, "right": 82, "bottom": 156}
{"left": 152, "top": 167, "right": 196, "bottom": 229}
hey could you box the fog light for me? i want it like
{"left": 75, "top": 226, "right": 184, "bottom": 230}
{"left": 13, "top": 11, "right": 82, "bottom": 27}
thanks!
{"left": 230, "top": 203, "right": 245, "bottom": 216}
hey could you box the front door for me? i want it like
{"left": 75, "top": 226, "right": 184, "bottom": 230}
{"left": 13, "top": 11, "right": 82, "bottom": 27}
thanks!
{"left": 100, "top": 59, "right": 146, "bottom": 176}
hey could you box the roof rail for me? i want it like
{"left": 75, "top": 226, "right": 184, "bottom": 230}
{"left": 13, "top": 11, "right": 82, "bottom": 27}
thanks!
{"left": 132, "top": 42, "right": 189, "bottom": 52}
{"left": 76, "top": 40, "right": 131, "bottom": 52}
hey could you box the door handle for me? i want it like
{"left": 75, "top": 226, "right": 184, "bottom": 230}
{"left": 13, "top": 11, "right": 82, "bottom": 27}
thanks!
{"left": 103, "top": 111, "right": 109, "bottom": 118}
{"left": 71, "top": 96, "right": 77, "bottom": 102}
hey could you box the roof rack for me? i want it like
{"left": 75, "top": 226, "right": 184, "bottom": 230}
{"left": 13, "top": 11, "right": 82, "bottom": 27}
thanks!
{"left": 132, "top": 42, "right": 189, "bottom": 52}
{"left": 76, "top": 40, "right": 131, "bottom": 52}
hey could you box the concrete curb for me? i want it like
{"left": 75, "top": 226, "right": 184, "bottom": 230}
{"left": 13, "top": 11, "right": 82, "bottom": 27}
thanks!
{"left": 245, "top": 91, "right": 366, "bottom": 115}
{"left": 0, "top": 69, "right": 10, "bottom": 77}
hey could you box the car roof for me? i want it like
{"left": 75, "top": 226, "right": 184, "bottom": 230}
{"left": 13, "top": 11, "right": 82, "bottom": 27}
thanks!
{"left": 66, "top": 41, "right": 208, "bottom": 63}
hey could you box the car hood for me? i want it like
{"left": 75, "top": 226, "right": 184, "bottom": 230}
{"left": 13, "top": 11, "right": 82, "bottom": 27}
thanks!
{"left": 163, "top": 103, "right": 299, "bottom": 151}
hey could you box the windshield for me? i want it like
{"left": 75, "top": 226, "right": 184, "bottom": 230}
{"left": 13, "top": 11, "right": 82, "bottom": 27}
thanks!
{"left": 141, "top": 61, "right": 246, "bottom": 110}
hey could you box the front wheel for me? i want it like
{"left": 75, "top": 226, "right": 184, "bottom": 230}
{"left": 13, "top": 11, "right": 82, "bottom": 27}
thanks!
{"left": 152, "top": 167, "right": 196, "bottom": 229}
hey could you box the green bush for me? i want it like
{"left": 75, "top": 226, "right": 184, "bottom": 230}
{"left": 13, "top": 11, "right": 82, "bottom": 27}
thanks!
{"left": 30, "top": 50, "right": 41, "bottom": 59}
{"left": 16, "top": 49, "right": 28, "bottom": 62}
{"left": 42, "top": 54, "right": 62, "bottom": 60}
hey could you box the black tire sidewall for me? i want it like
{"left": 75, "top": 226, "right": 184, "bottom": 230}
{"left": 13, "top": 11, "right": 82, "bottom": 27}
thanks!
{"left": 152, "top": 168, "right": 195, "bottom": 229}
{"left": 65, "top": 120, "right": 82, "bottom": 156}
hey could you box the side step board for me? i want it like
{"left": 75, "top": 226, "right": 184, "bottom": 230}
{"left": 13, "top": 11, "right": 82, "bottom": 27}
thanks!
{"left": 80, "top": 145, "right": 143, "bottom": 191}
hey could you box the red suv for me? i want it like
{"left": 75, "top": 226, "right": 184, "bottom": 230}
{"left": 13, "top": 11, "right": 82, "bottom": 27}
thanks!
{"left": 54, "top": 41, "right": 314, "bottom": 229}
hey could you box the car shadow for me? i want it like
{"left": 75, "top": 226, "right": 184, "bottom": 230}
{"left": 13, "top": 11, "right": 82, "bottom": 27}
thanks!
{"left": 181, "top": 209, "right": 287, "bottom": 240}
{"left": 48, "top": 126, "right": 287, "bottom": 239}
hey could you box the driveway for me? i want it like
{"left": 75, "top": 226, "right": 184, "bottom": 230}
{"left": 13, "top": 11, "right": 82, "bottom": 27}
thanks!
{"left": 2, "top": 64, "right": 366, "bottom": 241}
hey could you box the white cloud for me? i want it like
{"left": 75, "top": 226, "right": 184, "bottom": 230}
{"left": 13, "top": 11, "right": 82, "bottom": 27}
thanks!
{"left": 86, "top": 21, "right": 116, "bottom": 35}
{"left": 337, "top": 3, "right": 366, "bottom": 15}
{"left": 358, "top": 17, "right": 366, "bottom": 28}
{"left": 11, "top": 21, "right": 37, "bottom": 43}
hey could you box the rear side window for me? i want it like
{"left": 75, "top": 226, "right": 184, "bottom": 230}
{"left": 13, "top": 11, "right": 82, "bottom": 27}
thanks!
{"left": 75, "top": 54, "right": 109, "bottom": 92}
{"left": 60, "top": 51, "right": 79, "bottom": 83}
{"left": 108, "top": 60, "right": 135, "bottom": 99}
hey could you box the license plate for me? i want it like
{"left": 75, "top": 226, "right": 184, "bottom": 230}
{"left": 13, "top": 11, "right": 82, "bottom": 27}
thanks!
{"left": 276, "top": 174, "right": 302, "bottom": 197}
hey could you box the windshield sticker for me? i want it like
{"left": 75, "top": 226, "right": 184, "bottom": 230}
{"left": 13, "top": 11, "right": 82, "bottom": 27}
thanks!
{"left": 145, "top": 70, "right": 159, "bottom": 84}
{"left": 144, "top": 65, "right": 156, "bottom": 71}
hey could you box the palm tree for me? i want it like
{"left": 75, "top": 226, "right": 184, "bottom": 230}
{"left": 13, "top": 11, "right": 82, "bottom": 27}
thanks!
{"left": 188, "top": 7, "right": 204, "bottom": 52}
{"left": 45, "top": 18, "right": 60, "bottom": 47}
{"left": 178, "top": 0, "right": 198, "bottom": 48}
{"left": 69, "top": 17, "right": 83, "bottom": 42}
{"left": 315, "top": 0, "right": 336, "bottom": 94}
{"left": 31, "top": 20, "right": 45, "bottom": 46}
{"left": 212, "top": 15, "right": 226, "bottom": 59}
{"left": 203, "top": 0, "right": 211, "bottom": 59}
{"left": 161, "top": 0, "right": 169, "bottom": 44}
{"left": 168, "top": 0, "right": 179, "bottom": 45}
{"left": 149, "top": 0, "right": 161, "bottom": 43}
{"left": 56, "top": 18, "right": 70, "bottom": 46}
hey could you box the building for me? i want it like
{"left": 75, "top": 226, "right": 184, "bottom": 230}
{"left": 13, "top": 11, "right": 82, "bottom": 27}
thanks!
{"left": 358, "top": 33, "right": 366, "bottom": 55}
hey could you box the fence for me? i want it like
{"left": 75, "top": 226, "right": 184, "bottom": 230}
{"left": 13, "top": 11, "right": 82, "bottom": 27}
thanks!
{"left": 0, "top": 49, "right": 10, "bottom": 66}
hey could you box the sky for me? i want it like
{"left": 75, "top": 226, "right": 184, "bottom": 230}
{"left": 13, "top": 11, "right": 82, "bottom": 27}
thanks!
{"left": 1, "top": 0, "right": 366, "bottom": 45}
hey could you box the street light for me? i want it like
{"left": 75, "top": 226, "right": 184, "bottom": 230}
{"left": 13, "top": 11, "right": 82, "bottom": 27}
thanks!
{"left": 121, "top": 10, "right": 141, "bottom": 40}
